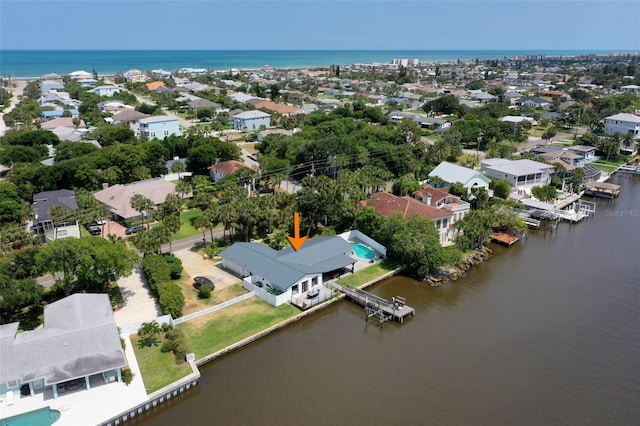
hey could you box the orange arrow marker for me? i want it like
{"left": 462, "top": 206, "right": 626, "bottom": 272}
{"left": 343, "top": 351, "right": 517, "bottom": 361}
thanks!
{"left": 287, "top": 212, "right": 307, "bottom": 251}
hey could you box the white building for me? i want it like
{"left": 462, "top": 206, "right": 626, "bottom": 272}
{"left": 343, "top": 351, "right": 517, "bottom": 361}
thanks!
{"left": 604, "top": 113, "right": 640, "bottom": 137}
{"left": 481, "top": 158, "right": 554, "bottom": 189}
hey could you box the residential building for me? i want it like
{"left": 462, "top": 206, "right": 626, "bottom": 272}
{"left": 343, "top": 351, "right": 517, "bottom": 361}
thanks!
{"left": 481, "top": 158, "right": 554, "bottom": 189}
{"left": 220, "top": 236, "right": 360, "bottom": 306}
{"left": 138, "top": 115, "right": 181, "bottom": 139}
{"left": 208, "top": 160, "right": 253, "bottom": 182}
{"left": 41, "top": 109, "right": 79, "bottom": 121}
{"left": 359, "top": 192, "right": 456, "bottom": 245}
{"left": 112, "top": 109, "right": 150, "bottom": 133}
{"left": 428, "top": 162, "right": 491, "bottom": 192}
{"left": 31, "top": 189, "right": 81, "bottom": 242}
{"left": 0, "top": 294, "right": 126, "bottom": 400}
{"left": 568, "top": 145, "right": 597, "bottom": 161}
{"left": 93, "top": 178, "right": 178, "bottom": 221}
{"left": 620, "top": 85, "right": 640, "bottom": 95}
{"left": 232, "top": 110, "right": 271, "bottom": 131}
{"left": 604, "top": 113, "right": 640, "bottom": 137}
{"left": 41, "top": 80, "right": 65, "bottom": 92}
{"left": 520, "top": 96, "right": 551, "bottom": 108}
{"left": 413, "top": 185, "right": 471, "bottom": 225}
{"left": 89, "top": 85, "right": 120, "bottom": 97}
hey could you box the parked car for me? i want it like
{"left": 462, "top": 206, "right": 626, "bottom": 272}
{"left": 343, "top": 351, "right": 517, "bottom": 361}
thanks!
{"left": 87, "top": 219, "right": 105, "bottom": 228}
{"left": 193, "top": 276, "right": 215, "bottom": 290}
{"left": 125, "top": 225, "right": 146, "bottom": 235}
{"left": 87, "top": 226, "right": 102, "bottom": 236}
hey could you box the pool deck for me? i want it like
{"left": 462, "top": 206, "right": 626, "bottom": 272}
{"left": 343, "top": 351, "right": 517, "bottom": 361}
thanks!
{"left": 0, "top": 335, "right": 149, "bottom": 426}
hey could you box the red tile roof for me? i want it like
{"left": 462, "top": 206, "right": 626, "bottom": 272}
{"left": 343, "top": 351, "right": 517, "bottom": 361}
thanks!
{"left": 359, "top": 192, "right": 452, "bottom": 220}
{"left": 207, "top": 160, "right": 252, "bottom": 175}
{"left": 413, "top": 185, "right": 454, "bottom": 204}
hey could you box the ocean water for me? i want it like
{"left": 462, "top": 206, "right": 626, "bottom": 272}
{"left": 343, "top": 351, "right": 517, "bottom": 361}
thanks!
{"left": 0, "top": 49, "right": 618, "bottom": 78}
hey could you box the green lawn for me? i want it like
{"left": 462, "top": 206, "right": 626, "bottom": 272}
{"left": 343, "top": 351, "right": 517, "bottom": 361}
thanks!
{"left": 590, "top": 158, "right": 628, "bottom": 172}
{"left": 172, "top": 209, "right": 204, "bottom": 240}
{"left": 130, "top": 335, "right": 193, "bottom": 393}
{"left": 177, "top": 298, "right": 299, "bottom": 359}
{"left": 336, "top": 259, "right": 400, "bottom": 288}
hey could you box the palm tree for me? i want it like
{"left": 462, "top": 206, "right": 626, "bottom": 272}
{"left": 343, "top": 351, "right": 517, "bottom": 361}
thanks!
{"left": 48, "top": 205, "right": 68, "bottom": 240}
{"left": 171, "top": 160, "right": 186, "bottom": 179}
{"left": 130, "top": 194, "right": 154, "bottom": 229}
{"left": 162, "top": 214, "right": 182, "bottom": 253}
{"left": 175, "top": 180, "right": 192, "bottom": 199}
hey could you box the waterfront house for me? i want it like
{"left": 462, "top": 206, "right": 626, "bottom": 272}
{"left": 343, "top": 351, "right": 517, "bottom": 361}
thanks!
{"left": 93, "top": 178, "right": 178, "bottom": 222}
{"left": 413, "top": 185, "right": 471, "bottom": 225}
{"left": 138, "top": 115, "right": 181, "bottom": 139}
{"left": 360, "top": 192, "right": 456, "bottom": 245}
{"left": 232, "top": 110, "right": 271, "bottom": 131}
{"left": 481, "top": 158, "right": 553, "bottom": 189}
{"left": 568, "top": 145, "right": 597, "bottom": 161}
{"left": 208, "top": 160, "right": 253, "bottom": 182}
{"left": 428, "top": 162, "right": 491, "bottom": 192}
{"left": 220, "top": 236, "right": 360, "bottom": 306}
{"left": 604, "top": 112, "right": 640, "bottom": 138}
{"left": 0, "top": 294, "right": 126, "bottom": 400}
{"left": 31, "top": 189, "right": 81, "bottom": 242}
{"left": 89, "top": 85, "right": 121, "bottom": 97}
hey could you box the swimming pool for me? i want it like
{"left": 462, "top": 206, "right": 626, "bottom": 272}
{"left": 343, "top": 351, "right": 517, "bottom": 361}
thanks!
{"left": 351, "top": 242, "right": 376, "bottom": 260}
{"left": 0, "top": 407, "right": 60, "bottom": 426}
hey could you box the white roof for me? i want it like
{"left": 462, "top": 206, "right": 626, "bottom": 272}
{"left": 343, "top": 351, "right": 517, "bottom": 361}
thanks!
{"left": 605, "top": 113, "right": 640, "bottom": 123}
{"left": 138, "top": 115, "right": 179, "bottom": 124}
{"left": 234, "top": 110, "right": 271, "bottom": 119}
{"left": 499, "top": 116, "right": 534, "bottom": 123}
{"left": 429, "top": 162, "right": 490, "bottom": 186}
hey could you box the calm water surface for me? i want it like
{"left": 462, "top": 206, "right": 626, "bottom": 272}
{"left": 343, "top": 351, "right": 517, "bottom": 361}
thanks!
{"left": 131, "top": 174, "right": 640, "bottom": 426}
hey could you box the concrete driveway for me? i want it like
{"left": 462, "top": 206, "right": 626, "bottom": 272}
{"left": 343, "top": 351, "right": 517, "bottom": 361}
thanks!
{"left": 173, "top": 248, "right": 240, "bottom": 291}
{"left": 114, "top": 263, "right": 163, "bottom": 326}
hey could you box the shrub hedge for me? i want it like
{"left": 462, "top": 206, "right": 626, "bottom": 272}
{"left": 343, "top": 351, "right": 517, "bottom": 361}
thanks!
{"left": 141, "top": 255, "right": 184, "bottom": 318}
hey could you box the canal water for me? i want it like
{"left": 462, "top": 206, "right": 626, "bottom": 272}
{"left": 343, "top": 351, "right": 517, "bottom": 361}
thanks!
{"left": 130, "top": 174, "right": 639, "bottom": 426}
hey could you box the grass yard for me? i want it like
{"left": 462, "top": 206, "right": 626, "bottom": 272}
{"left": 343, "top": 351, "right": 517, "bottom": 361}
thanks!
{"left": 180, "top": 277, "right": 247, "bottom": 315}
{"left": 590, "top": 158, "right": 628, "bottom": 172}
{"left": 177, "top": 298, "right": 299, "bottom": 359}
{"left": 172, "top": 209, "right": 204, "bottom": 240}
{"left": 130, "top": 335, "right": 193, "bottom": 393}
{"left": 336, "top": 259, "right": 400, "bottom": 288}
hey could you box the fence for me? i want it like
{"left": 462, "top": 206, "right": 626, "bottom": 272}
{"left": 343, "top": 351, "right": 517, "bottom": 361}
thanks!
{"left": 118, "top": 315, "right": 174, "bottom": 336}
{"left": 99, "top": 359, "right": 200, "bottom": 426}
{"left": 172, "top": 292, "right": 256, "bottom": 325}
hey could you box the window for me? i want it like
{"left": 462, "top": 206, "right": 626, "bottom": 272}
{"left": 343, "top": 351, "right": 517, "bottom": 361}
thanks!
{"left": 57, "top": 229, "right": 68, "bottom": 237}
{"left": 311, "top": 276, "right": 318, "bottom": 286}
{"left": 164, "top": 131, "right": 169, "bottom": 136}
{"left": 292, "top": 284, "right": 299, "bottom": 295}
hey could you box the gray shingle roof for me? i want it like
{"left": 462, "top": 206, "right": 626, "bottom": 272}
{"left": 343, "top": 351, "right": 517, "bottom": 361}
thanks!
{"left": 0, "top": 294, "right": 126, "bottom": 385}
{"left": 32, "top": 189, "right": 78, "bottom": 224}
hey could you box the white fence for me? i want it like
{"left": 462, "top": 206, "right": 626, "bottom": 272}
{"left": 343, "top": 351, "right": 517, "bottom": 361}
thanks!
{"left": 119, "top": 315, "right": 174, "bottom": 336}
{"left": 172, "top": 292, "right": 256, "bottom": 325}
{"left": 339, "top": 229, "right": 387, "bottom": 257}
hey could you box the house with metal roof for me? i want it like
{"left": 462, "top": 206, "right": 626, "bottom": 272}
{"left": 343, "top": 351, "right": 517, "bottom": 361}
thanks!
{"left": 428, "top": 162, "right": 491, "bottom": 192}
{"left": 220, "top": 236, "right": 359, "bottom": 306}
{"left": 138, "top": 115, "right": 181, "bottom": 139}
{"left": 0, "top": 294, "right": 126, "bottom": 400}
{"left": 481, "top": 158, "right": 554, "bottom": 189}
{"left": 604, "top": 113, "right": 640, "bottom": 138}
{"left": 232, "top": 110, "right": 271, "bottom": 131}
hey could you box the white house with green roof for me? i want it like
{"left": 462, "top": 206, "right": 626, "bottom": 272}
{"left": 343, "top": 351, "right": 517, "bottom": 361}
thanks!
{"left": 220, "top": 236, "right": 366, "bottom": 306}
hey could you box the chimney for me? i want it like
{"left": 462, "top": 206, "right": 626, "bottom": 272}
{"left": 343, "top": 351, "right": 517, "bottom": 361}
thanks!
{"left": 102, "top": 182, "right": 109, "bottom": 190}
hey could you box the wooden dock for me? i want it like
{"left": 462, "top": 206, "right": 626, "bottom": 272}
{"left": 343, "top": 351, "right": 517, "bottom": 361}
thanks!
{"left": 584, "top": 181, "right": 621, "bottom": 199}
{"left": 333, "top": 284, "right": 415, "bottom": 324}
{"left": 491, "top": 232, "right": 520, "bottom": 246}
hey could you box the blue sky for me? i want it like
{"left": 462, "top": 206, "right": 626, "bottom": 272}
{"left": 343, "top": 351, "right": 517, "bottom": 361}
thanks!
{"left": 1, "top": 0, "right": 638, "bottom": 50}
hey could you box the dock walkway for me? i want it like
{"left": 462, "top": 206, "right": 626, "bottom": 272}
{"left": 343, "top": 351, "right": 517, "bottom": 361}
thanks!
{"left": 332, "top": 283, "right": 415, "bottom": 324}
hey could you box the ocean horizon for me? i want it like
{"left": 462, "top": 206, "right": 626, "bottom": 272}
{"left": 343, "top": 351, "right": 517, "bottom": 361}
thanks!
{"left": 0, "top": 49, "right": 634, "bottom": 78}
